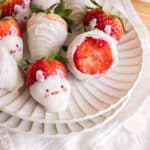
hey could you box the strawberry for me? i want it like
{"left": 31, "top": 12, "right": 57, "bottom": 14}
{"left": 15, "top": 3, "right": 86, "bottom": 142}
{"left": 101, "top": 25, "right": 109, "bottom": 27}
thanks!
{"left": 25, "top": 58, "right": 71, "bottom": 113}
{"left": 27, "top": 2, "right": 73, "bottom": 59}
{"left": 26, "top": 59, "right": 67, "bottom": 87}
{"left": 0, "top": 17, "right": 22, "bottom": 37}
{"left": 83, "top": 1, "right": 124, "bottom": 41}
{"left": 0, "top": 17, "right": 23, "bottom": 62}
{"left": 74, "top": 37, "right": 113, "bottom": 75}
{"left": 67, "top": 30, "right": 118, "bottom": 80}
{"left": 0, "top": 0, "right": 24, "bottom": 17}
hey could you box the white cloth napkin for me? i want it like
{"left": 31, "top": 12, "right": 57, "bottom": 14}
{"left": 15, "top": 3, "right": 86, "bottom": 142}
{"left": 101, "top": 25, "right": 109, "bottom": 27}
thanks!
{"left": 0, "top": 0, "right": 150, "bottom": 149}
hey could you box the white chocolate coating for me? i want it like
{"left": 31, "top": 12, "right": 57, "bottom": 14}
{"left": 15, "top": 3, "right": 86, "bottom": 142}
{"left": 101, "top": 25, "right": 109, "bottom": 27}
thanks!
{"left": 67, "top": 29, "right": 118, "bottom": 80}
{"left": 32, "top": 0, "right": 60, "bottom": 9}
{"left": 30, "top": 74, "right": 71, "bottom": 113}
{"left": 0, "top": 25, "right": 23, "bottom": 62}
{"left": 0, "top": 36, "right": 23, "bottom": 62}
{"left": 64, "top": 0, "right": 87, "bottom": 25}
{"left": 27, "top": 13, "right": 68, "bottom": 59}
{"left": 0, "top": 49, "right": 24, "bottom": 92}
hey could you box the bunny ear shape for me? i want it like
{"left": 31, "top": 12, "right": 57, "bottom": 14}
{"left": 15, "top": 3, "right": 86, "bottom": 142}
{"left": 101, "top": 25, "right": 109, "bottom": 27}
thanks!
{"left": 10, "top": 25, "right": 18, "bottom": 35}
{"left": 104, "top": 25, "right": 111, "bottom": 35}
{"left": 14, "top": 4, "right": 23, "bottom": 14}
{"left": 36, "top": 70, "right": 45, "bottom": 82}
{"left": 56, "top": 70, "right": 65, "bottom": 79}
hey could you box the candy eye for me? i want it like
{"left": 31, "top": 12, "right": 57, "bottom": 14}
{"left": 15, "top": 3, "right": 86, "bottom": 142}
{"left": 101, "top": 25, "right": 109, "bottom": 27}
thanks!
{"left": 16, "top": 44, "right": 19, "bottom": 48}
{"left": 61, "top": 85, "right": 64, "bottom": 89}
{"left": 24, "top": 16, "right": 27, "bottom": 20}
{"left": 46, "top": 89, "right": 49, "bottom": 92}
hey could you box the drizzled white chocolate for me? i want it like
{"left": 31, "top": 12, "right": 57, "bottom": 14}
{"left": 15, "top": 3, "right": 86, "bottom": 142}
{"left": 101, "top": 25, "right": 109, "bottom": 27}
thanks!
{"left": 27, "top": 13, "right": 68, "bottom": 59}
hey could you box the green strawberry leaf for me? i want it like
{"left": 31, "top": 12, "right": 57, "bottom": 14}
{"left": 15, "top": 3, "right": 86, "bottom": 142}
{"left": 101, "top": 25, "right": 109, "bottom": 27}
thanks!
{"left": 0, "top": 0, "right": 5, "bottom": 4}
{"left": 30, "top": 2, "right": 74, "bottom": 32}
{"left": 54, "top": 2, "right": 73, "bottom": 32}
{"left": 90, "top": 0, "right": 103, "bottom": 10}
{"left": 18, "top": 58, "right": 32, "bottom": 73}
{"left": 54, "top": 2, "right": 64, "bottom": 14}
{"left": 46, "top": 7, "right": 51, "bottom": 14}
{"left": 55, "top": 56, "right": 68, "bottom": 64}
{"left": 30, "top": 2, "right": 45, "bottom": 13}
{"left": 47, "top": 50, "right": 59, "bottom": 60}
{"left": 55, "top": 55, "right": 68, "bottom": 68}
{"left": 63, "top": 16, "right": 73, "bottom": 32}
{"left": 54, "top": 2, "right": 72, "bottom": 17}
{"left": 47, "top": 50, "right": 68, "bottom": 68}
{"left": 25, "top": 59, "right": 31, "bottom": 65}
{"left": 86, "top": 6, "right": 94, "bottom": 10}
{"left": 62, "top": 9, "right": 72, "bottom": 17}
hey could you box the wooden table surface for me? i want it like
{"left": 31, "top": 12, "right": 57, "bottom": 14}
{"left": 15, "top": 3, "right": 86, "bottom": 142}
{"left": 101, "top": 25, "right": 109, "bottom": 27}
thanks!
{"left": 132, "top": 0, "right": 150, "bottom": 32}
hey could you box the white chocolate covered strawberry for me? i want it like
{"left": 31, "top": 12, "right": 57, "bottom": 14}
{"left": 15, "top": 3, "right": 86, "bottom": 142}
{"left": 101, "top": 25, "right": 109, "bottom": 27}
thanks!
{"left": 27, "top": 2, "right": 73, "bottom": 59}
{"left": 0, "top": 49, "right": 24, "bottom": 92}
{"left": 64, "top": 0, "right": 87, "bottom": 25}
{"left": 67, "top": 30, "right": 118, "bottom": 80}
{"left": 0, "top": 17, "right": 23, "bottom": 62}
{"left": 26, "top": 59, "right": 71, "bottom": 113}
{"left": 83, "top": 1, "right": 124, "bottom": 41}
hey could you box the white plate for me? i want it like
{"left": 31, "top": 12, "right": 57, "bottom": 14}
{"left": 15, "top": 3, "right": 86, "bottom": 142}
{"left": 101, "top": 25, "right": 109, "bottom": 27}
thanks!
{"left": 0, "top": 97, "right": 127, "bottom": 138}
{"left": 0, "top": 0, "right": 143, "bottom": 123}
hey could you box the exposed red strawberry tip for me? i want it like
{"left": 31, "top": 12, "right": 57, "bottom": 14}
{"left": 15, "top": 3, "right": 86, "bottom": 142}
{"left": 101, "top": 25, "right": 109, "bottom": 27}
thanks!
{"left": 26, "top": 59, "right": 67, "bottom": 87}
{"left": 83, "top": 8, "right": 124, "bottom": 41}
{"left": 73, "top": 37, "right": 114, "bottom": 75}
{"left": 0, "top": 18, "right": 22, "bottom": 37}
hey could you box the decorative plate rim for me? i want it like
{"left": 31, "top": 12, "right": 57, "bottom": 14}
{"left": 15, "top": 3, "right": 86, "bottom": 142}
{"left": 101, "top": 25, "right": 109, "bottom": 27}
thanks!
{"left": 0, "top": 1, "right": 144, "bottom": 124}
{"left": 0, "top": 97, "right": 128, "bottom": 138}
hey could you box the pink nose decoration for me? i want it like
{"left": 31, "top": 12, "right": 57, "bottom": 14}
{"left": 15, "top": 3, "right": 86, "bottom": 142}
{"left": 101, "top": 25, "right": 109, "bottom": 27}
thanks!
{"left": 63, "top": 87, "right": 67, "bottom": 93}
{"left": 36, "top": 70, "right": 45, "bottom": 82}
{"left": 17, "top": 47, "right": 22, "bottom": 52}
{"left": 44, "top": 93, "right": 50, "bottom": 99}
